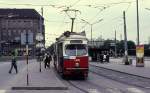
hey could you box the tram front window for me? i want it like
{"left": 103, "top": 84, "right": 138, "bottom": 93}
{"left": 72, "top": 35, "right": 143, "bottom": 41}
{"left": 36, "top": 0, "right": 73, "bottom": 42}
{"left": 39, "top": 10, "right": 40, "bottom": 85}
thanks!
{"left": 65, "top": 44, "right": 87, "bottom": 56}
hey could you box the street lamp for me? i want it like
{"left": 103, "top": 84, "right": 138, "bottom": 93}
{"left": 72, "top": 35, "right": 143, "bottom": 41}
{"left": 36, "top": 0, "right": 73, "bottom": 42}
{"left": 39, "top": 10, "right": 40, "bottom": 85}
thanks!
{"left": 81, "top": 19, "right": 103, "bottom": 42}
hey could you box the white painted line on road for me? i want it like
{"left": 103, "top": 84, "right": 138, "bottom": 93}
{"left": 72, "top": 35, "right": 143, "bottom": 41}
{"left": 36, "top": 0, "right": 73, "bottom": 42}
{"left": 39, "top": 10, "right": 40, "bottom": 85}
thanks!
{"left": 106, "top": 88, "right": 122, "bottom": 93}
{"left": 145, "top": 87, "right": 150, "bottom": 89}
{"left": 0, "top": 90, "right": 6, "bottom": 93}
{"left": 127, "top": 88, "right": 145, "bottom": 93}
{"left": 88, "top": 89, "right": 101, "bottom": 93}
{"left": 119, "top": 77, "right": 124, "bottom": 79}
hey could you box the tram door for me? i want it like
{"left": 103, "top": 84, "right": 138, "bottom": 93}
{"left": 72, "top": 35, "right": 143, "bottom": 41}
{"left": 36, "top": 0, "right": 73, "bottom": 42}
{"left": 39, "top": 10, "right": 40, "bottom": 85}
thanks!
{"left": 57, "top": 43, "right": 63, "bottom": 73}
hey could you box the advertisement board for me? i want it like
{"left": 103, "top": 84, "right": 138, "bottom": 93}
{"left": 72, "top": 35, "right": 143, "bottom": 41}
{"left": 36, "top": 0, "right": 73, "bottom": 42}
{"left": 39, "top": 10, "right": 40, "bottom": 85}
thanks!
{"left": 136, "top": 45, "right": 144, "bottom": 67}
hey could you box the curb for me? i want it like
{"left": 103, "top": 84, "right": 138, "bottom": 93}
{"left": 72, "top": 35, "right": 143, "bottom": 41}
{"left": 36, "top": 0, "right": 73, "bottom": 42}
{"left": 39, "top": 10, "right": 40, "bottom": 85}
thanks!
{"left": 11, "top": 86, "right": 68, "bottom": 90}
{"left": 90, "top": 64, "right": 150, "bottom": 80}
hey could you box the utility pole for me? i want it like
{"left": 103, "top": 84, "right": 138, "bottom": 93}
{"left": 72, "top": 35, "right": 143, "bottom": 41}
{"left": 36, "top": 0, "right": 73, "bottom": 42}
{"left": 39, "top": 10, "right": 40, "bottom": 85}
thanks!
{"left": 81, "top": 19, "right": 103, "bottom": 43}
{"left": 39, "top": 7, "right": 43, "bottom": 72}
{"left": 136, "top": 0, "right": 140, "bottom": 45}
{"left": 115, "top": 30, "right": 117, "bottom": 57}
{"left": 90, "top": 24, "right": 93, "bottom": 42}
{"left": 26, "top": 29, "right": 29, "bottom": 86}
{"left": 123, "top": 11, "right": 129, "bottom": 65}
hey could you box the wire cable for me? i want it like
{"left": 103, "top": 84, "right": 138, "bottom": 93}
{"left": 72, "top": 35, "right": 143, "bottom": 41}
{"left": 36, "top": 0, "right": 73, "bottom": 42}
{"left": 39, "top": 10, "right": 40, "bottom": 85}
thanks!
{"left": 70, "top": 0, "right": 82, "bottom": 7}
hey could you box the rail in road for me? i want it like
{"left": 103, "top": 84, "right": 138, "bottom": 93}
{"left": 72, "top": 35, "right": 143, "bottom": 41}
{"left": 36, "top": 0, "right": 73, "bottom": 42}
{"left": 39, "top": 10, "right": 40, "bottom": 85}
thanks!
{"left": 90, "top": 64, "right": 150, "bottom": 89}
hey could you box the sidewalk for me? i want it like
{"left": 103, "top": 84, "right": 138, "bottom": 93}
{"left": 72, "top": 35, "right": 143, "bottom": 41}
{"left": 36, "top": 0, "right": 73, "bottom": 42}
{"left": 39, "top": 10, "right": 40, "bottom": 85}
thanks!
{"left": 90, "top": 58, "right": 150, "bottom": 79}
{"left": 5, "top": 59, "right": 68, "bottom": 93}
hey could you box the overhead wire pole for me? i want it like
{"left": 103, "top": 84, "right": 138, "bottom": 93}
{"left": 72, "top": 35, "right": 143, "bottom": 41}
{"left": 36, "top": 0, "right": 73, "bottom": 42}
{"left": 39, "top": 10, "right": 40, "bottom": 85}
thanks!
{"left": 39, "top": 7, "right": 43, "bottom": 72}
{"left": 26, "top": 26, "right": 29, "bottom": 86}
{"left": 136, "top": 0, "right": 140, "bottom": 45}
{"left": 90, "top": 24, "right": 93, "bottom": 42}
{"left": 41, "top": 7, "right": 45, "bottom": 48}
{"left": 115, "top": 30, "right": 117, "bottom": 57}
{"left": 123, "top": 11, "right": 129, "bottom": 65}
{"left": 81, "top": 19, "right": 103, "bottom": 43}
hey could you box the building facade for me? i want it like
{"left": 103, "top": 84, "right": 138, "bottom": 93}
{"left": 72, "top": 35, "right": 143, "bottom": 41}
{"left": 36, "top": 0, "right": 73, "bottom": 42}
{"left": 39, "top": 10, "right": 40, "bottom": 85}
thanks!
{"left": 0, "top": 9, "right": 45, "bottom": 56}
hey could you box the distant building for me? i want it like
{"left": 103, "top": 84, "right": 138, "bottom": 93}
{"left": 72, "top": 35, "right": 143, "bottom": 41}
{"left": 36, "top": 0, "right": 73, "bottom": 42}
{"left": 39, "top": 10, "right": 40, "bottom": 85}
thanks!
{"left": 0, "top": 8, "right": 45, "bottom": 56}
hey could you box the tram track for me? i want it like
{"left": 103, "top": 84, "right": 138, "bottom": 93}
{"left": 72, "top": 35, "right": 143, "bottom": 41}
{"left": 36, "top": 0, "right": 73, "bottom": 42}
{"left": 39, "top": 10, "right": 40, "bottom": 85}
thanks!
{"left": 66, "top": 80, "right": 89, "bottom": 93}
{"left": 65, "top": 73, "right": 128, "bottom": 93}
{"left": 90, "top": 64, "right": 150, "bottom": 89}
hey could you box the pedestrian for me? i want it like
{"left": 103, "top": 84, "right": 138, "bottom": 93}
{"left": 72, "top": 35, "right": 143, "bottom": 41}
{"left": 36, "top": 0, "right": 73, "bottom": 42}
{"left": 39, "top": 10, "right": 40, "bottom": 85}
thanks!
{"left": 100, "top": 54, "right": 103, "bottom": 63}
{"left": 48, "top": 54, "right": 52, "bottom": 68}
{"left": 9, "top": 50, "right": 18, "bottom": 74}
{"left": 103, "top": 54, "right": 106, "bottom": 62}
{"left": 44, "top": 53, "right": 51, "bottom": 69}
{"left": 106, "top": 53, "right": 110, "bottom": 63}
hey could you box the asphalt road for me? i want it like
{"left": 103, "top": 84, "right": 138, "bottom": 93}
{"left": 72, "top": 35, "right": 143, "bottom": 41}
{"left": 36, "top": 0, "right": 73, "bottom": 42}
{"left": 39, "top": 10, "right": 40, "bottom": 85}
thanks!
{"left": 60, "top": 64, "right": 150, "bottom": 93}
{"left": 0, "top": 59, "right": 150, "bottom": 93}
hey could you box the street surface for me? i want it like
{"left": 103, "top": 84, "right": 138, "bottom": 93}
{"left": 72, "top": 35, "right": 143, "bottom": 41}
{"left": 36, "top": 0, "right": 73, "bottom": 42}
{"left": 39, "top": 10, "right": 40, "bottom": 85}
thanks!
{"left": 0, "top": 58, "right": 150, "bottom": 93}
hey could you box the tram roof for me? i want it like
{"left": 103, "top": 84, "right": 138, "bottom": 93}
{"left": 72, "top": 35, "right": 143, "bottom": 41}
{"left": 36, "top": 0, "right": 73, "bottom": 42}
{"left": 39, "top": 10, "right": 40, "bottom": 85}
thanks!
{"left": 56, "top": 31, "right": 88, "bottom": 42}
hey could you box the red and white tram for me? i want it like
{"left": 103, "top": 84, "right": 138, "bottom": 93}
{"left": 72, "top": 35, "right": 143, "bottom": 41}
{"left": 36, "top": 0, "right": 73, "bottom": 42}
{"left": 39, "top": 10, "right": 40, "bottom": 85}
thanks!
{"left": 53, "top": 31, "right": 89, "bottom": 79}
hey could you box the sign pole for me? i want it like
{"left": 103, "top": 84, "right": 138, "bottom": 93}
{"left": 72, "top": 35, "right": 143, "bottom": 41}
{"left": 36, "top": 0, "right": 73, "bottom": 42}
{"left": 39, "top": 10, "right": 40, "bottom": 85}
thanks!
{"left": 40, "top": 49, "right": 41, "bottom": 72}
{"left": 26, "top": 31, "right": 29, "bottom": 86}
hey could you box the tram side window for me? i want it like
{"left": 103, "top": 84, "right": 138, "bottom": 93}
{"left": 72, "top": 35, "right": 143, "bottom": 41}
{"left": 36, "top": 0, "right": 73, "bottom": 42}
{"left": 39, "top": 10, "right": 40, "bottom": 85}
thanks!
{"left": 58, "top": 43, "right": 63, "bottom": 57}
{"left": 65, "top": 44, "right": 87, "bottom": 56}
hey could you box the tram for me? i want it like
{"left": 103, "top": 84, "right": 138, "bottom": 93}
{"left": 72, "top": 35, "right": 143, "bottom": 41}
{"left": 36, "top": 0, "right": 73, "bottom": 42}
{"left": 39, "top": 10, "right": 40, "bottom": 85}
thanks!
{"left": 53, "top": 31, "right": 89, "bottom": 79}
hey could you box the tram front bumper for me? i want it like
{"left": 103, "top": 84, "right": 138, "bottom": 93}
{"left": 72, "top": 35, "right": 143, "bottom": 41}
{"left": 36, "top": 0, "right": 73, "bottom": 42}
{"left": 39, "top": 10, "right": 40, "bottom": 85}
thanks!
{"left": 63, "top": 68, "right": 88, "bottom": 76}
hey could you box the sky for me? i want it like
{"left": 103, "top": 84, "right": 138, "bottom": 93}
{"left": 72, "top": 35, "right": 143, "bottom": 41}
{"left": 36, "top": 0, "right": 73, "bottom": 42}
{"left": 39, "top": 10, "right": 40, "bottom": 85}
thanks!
{"left": 0, "top": 0, "right": 150, "bottom": 47}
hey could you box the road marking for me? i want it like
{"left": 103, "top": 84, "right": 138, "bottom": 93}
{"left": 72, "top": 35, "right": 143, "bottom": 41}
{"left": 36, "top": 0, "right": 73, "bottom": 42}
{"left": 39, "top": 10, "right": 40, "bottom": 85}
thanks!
{"left": 0, "top": 90, "right": 6, "bottom": 93}
{"left": 127, "top": 88, "right": 145, "bottom": 93}
{"left": 106, "top": 88, "right": 122, "bottom": 93}
{"left": 88, "top": 89, "right": 101, "bottom": 93}
{"left": 119, "top": 77, "right": 124, "bottom": 79}
{"left": 145, "top": 87, "right": 150, "bottom": 89}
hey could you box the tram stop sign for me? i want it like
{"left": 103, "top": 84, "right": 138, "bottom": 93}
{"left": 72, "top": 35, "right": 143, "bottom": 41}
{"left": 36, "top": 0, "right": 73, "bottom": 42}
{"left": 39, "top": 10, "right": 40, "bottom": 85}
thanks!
{"left": 36, "top": 33, "right": 44, "bottom": 48}
{"left": 36, "top": 43, "right": 44, "bottom": 48}
{"left": 36, "top": 33, "right": 44, "bottom": 41}
{"left": 136, "top": 45, "right": 144, "bottom": 67}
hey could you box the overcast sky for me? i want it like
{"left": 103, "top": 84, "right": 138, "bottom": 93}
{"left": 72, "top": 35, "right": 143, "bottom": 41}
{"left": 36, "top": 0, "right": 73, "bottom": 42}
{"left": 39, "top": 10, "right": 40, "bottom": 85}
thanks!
{"left": 0, "top": 0, "right": 150, "bottom": 46}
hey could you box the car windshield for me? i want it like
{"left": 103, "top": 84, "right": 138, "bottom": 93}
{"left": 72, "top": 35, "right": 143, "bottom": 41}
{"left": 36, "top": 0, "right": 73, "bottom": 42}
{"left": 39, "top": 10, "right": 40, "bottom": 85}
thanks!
{"left": 65, "top": 44, "right": 87, "bottom": 56}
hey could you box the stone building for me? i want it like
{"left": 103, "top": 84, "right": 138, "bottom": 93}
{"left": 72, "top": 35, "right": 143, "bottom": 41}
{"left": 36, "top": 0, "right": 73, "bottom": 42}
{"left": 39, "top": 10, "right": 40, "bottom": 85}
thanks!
{"left": 0, "top": 8, "right": 45, "bottom": 56}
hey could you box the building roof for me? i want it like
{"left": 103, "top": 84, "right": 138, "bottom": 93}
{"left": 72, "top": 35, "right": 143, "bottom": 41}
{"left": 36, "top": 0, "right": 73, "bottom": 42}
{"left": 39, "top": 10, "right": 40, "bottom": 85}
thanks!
{"left": 0, "top": 8, "right": 43, "bottom": 19}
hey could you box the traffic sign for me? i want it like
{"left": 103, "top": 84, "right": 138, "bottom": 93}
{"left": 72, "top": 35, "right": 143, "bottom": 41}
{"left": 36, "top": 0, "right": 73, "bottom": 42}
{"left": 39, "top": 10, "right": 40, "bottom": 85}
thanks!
{"left": 36, "top": 33, "right": 44, "bottom": 41}
{"left": 21, "top": 32, "right": 33, "bottom": 45}
{"left": 36, "top": 43, "right": 44, "bottom": 48}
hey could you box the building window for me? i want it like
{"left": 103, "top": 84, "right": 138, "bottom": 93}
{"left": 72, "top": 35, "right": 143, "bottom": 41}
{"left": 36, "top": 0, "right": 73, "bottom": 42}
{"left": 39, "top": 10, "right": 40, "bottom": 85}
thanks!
{"left": 23, "top": 30, "right": 26, "bottom": 33}
{"left": 18, "top": 30, "right": 21, "bottom": 34}
{"left": 8, "top": 30, "right": 11, "bottom": 36}
{"left": 13, "top": 30, "right": 16, "bottom": 33}
{"left": 3, "top": 30, "right": 6, "bottom": 36}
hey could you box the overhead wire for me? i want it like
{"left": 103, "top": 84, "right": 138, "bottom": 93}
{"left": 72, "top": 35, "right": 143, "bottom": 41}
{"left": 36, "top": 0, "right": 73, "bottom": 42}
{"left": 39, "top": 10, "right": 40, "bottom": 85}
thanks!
{"left": 80, "top": 1, "right": 135, "bottom": 31}
{"left": 70, "top": 0, "right": 82, "bottom": 8}
{"left": 56, "top": 14, "right": 67, "bottom": 32}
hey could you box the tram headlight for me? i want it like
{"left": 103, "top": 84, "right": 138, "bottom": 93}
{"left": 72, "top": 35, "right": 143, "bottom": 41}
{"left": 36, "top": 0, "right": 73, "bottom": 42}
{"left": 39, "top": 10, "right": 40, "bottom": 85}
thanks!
{"left": 75, "top": 62, "right": 80, "bottom": 67}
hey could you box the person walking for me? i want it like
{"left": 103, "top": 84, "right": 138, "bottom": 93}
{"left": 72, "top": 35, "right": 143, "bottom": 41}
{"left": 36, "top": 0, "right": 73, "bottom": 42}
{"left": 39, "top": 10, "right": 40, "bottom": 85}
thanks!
{"left": 106, "top": 53, "right": 110, "bottom": 63}
{"left": 9, "top": 50, "right": 18, "bottom": 74}
{"left": 48, "top": 54, "right": 52, "bottom": 68}
{"left": 44, "top": 53, "right": 50, "bottom": 69}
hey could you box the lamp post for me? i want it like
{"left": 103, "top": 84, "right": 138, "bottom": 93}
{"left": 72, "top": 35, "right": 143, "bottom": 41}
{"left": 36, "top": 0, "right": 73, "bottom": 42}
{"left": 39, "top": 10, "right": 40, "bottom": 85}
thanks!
{"left": 81, "top": 19, "right": 103, "bottom": 42}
